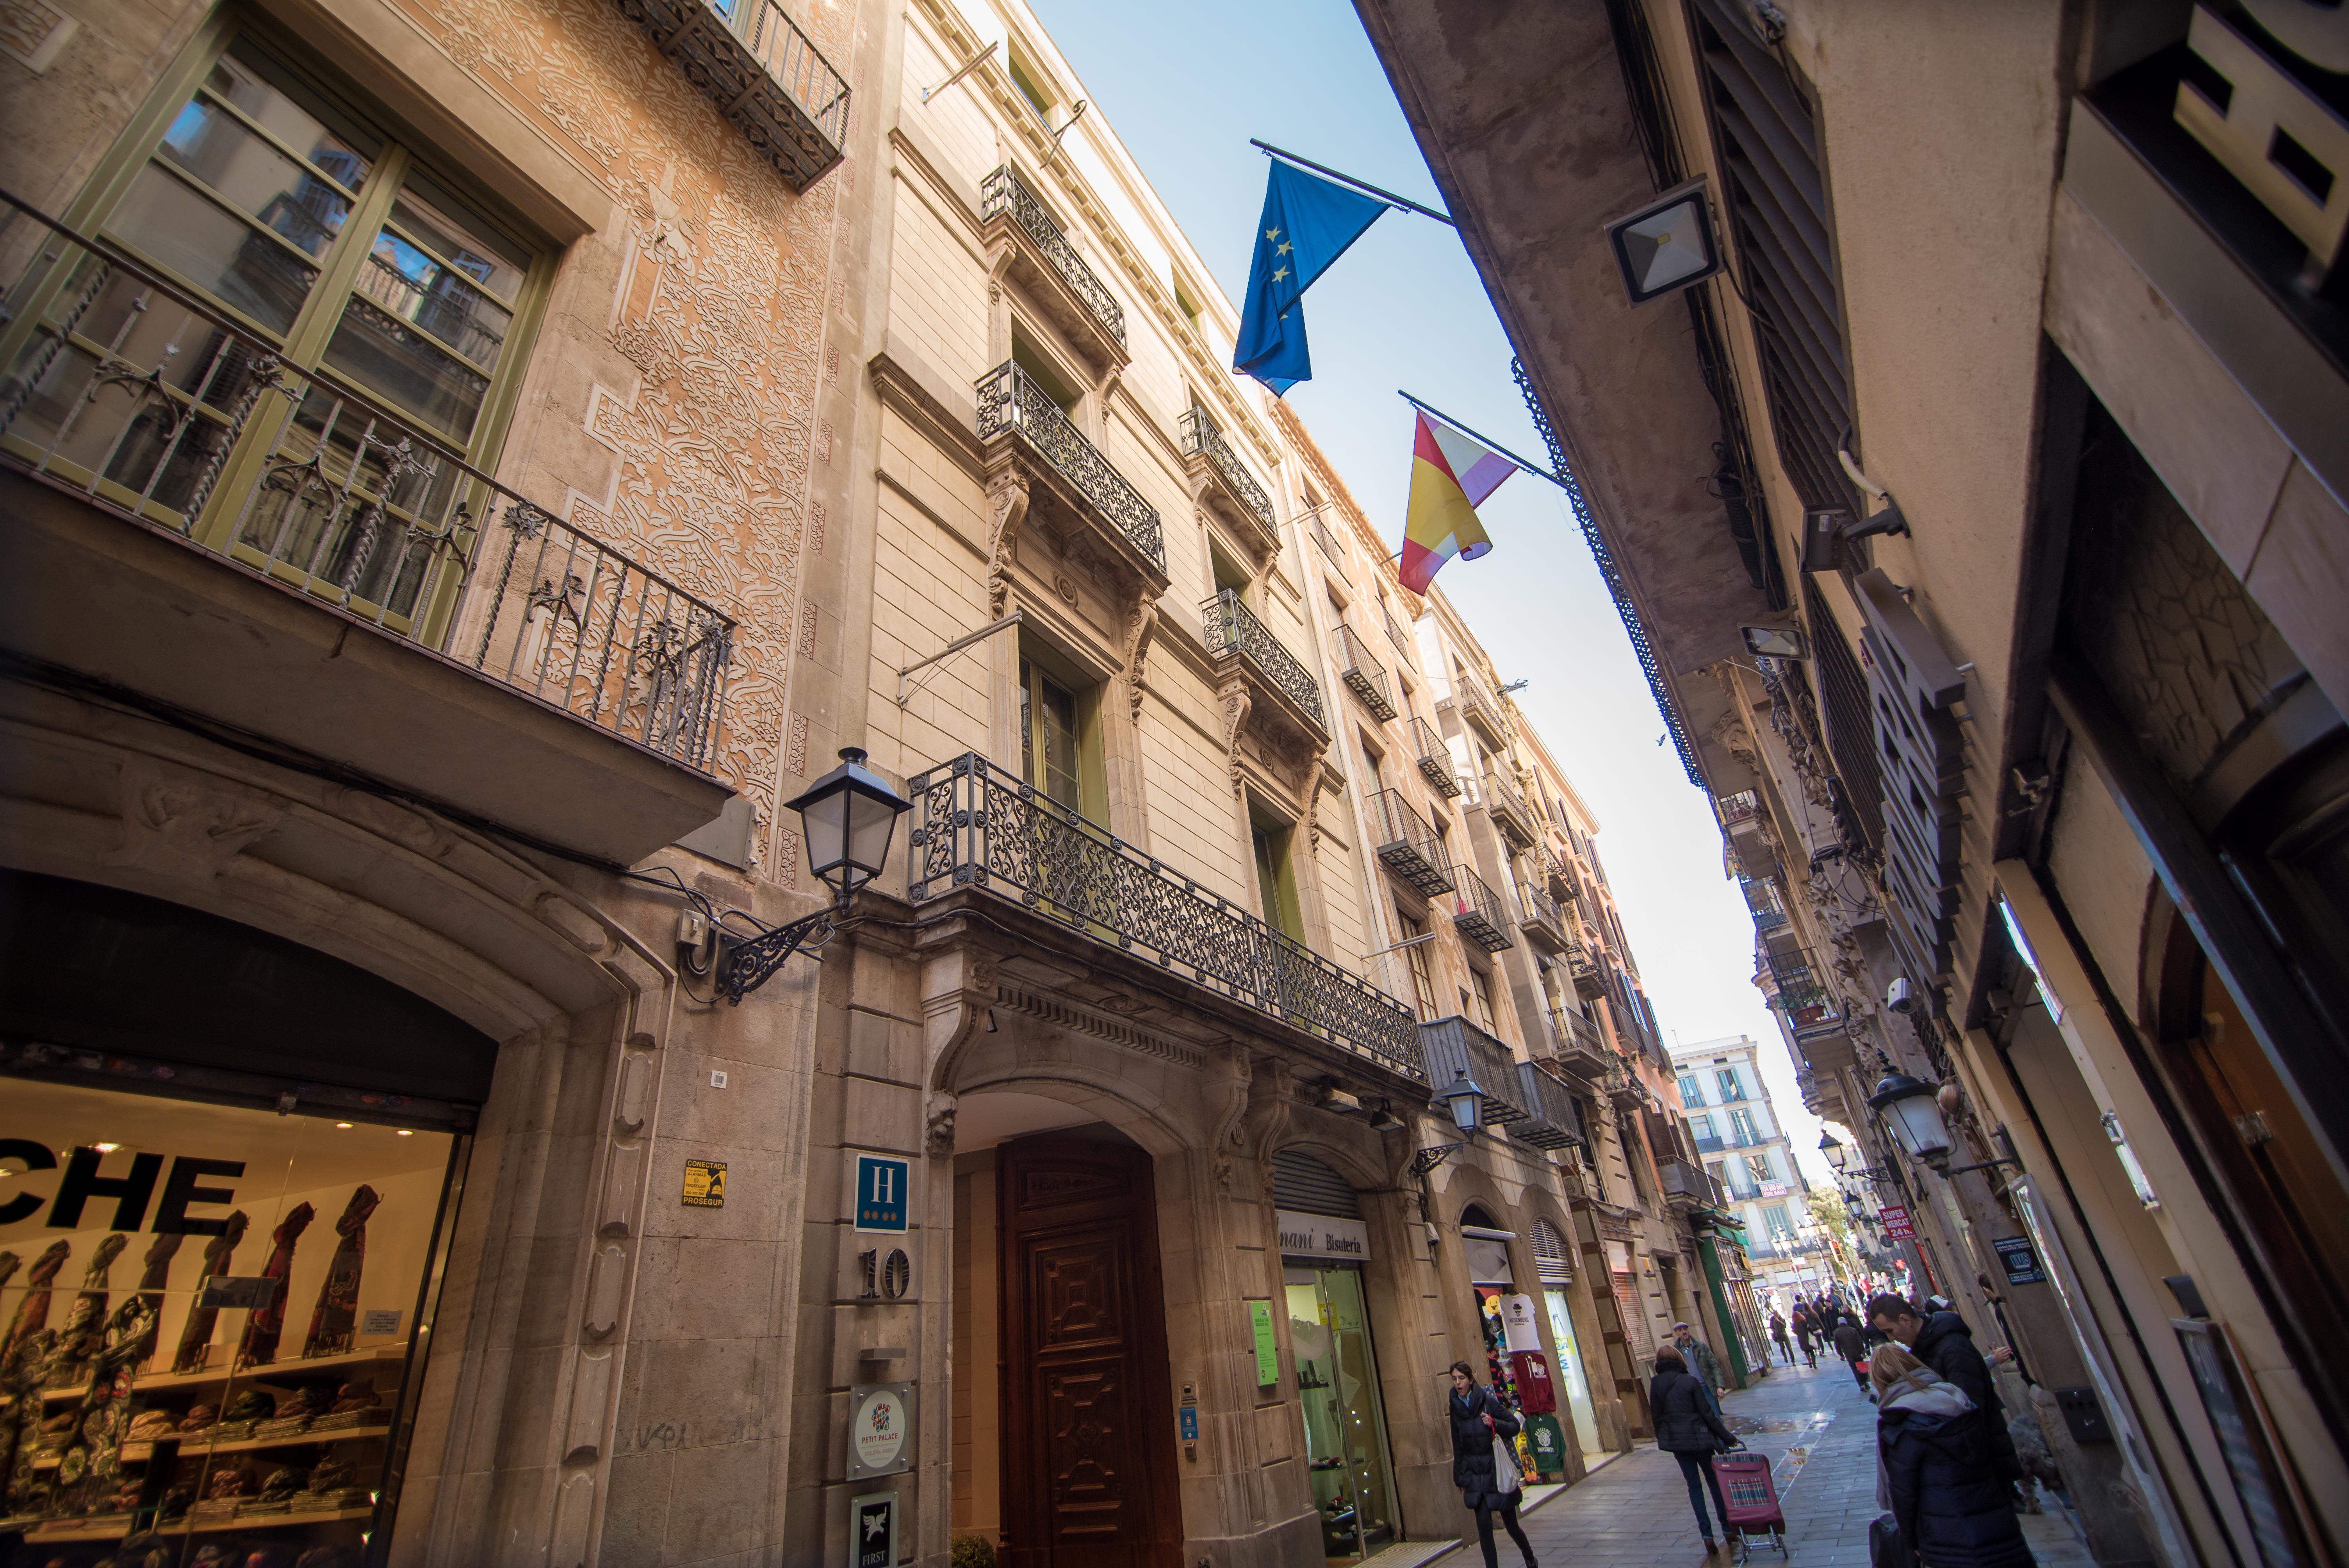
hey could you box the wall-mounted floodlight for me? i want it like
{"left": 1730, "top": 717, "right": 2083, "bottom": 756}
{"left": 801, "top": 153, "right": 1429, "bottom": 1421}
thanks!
{"left": 1604, "top": 177, "right": 1726, "bottom": 305}
{"left": 1740, "top": 624, "right": 1808, "bottom": 659}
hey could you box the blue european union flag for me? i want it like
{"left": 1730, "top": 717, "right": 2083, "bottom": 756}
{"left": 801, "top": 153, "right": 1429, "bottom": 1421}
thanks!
{"left": 1233, "top": 160, "right": 1388, "bottom": 396}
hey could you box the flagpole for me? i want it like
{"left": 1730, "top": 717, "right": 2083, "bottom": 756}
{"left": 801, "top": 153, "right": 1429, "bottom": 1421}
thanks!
{"left": 1395, "top": 390, "right": 1571, "bottom": 492}
{"left": 1251, "top": 140, "right": 1457, "bottom": 227}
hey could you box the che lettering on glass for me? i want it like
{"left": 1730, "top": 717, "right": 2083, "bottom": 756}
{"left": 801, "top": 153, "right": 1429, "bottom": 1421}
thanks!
{"left": 0, "top": 1139, "right": 245, "bottom": 1235}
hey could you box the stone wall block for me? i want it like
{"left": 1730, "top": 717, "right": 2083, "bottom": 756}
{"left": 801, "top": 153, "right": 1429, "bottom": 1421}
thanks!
{"left": 551, "top": 1472, "right": 596, "bottom": 1567}
{"left": 615, "top": 1051, "right": 652, "bottom": 1134}
{"left": 585, "top": 1244, "right": 627, "bottom": 1338}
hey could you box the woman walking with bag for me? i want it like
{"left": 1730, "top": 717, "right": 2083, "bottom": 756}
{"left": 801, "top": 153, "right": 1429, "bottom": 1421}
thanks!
{"left": 1871, "top": 1344, "right": 2035, "bottom": 1567}
{"left": 1652, "top": 1346, "right": 1742, "bottom": 1556}
{"left": 1447, "top": 1361, "right": 1538, "bottom": 1568}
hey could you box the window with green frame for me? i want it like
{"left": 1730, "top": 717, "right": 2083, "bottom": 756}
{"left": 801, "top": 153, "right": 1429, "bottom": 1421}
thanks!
{"left": 0, "top": 25, "right": 551, "bottom": 630}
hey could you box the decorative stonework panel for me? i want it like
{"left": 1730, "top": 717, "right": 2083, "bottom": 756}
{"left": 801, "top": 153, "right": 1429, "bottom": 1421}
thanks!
{"left": 387, "top": 0, "right": 855, "bottom": 876}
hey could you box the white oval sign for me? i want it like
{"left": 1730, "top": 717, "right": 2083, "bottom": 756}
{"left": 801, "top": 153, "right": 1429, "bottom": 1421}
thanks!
{"left": 853, "top": 1386, "right": 909, "bottom": 1475}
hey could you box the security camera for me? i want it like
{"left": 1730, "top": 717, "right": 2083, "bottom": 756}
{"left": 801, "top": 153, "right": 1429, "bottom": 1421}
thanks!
{"left": 1886, "top": 978, "right": 1916, "bottom": 1015}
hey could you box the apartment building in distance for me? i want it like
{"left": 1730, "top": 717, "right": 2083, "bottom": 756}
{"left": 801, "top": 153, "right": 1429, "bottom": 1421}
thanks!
{"left": 1672, "top": 1035, "right": 1813, "bottom": 1283}
{"left": 0, "top": 0, "right": 1737, "bottom": 1563}
{"left": 1359, "top": 2, "right": 2349, "bottom": 1564}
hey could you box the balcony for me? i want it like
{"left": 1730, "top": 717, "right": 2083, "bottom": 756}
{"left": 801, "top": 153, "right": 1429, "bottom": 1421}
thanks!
{"left": 1547, "top": 1004, "right": 1610, "bottom": 1080}
{"left": 1307, "top": 506, "right": 1352, "bottom": 581}
{"left": 1442, "top": 674, "right": 1510, "bottom": 749}
{"left": 1511, "top": 1060, "right": 1584, "bottom": 1151}
{"left": 1568, "top": 946, "right": 1605, "bottom": 1001}
{"left": 907, "top": 753, "right": 1423, "bottom": 1079}
{"left": 1482, "top": 770, "right": 1538, "bottom": 850}
{"left": 1658, "top": 1158, "right": 1717, "bottom": 1213}
{"left": 976, "top": 360, "right": 1165, "bottom": 576}
{"left": 981, "top": 166, "right": 1128, "bottom": 371}
{"left": 1742, "top": 875, "right": 1789, "bottom": 935}
{"left": 1178, "top": 406, "right": 1276, "bottom": 553}
{"left": 1691, "top": 1133, "right": 1726, "bottom": 1155}
{"left": 1764, "top": 948, "right": 1841, "bottom": 1035}
{"left": 1440, "top": 864, "right": 1513, "bottom": 953}
{"left": 1516, "top": 881, "right": 1570, "bottom": 955}
{"left": 1717, "top": 789, "right": 1777, "bottom": 880}
{"left": 1203, "top": 589, "right": 1326, "bottom": 738}
{"left": 1419, "top": 1016, "right": 1527, "bottom": 1125}
{"left": 615, "top": 0, "right": 848, "bottom": 190}
{"left": 1369, "top": 789, "right": 1453, "bottom": 896}
{"left": 0, "top": 206, "right": 734, "bottom": 862}
{"left": 1409, "top": 716, "right": 1461, "bottom": 798}
{"left": 1543, "top": 849, "right": 1575, "bottom": 902}
{"left": 1333, "top": 624, "right": 1397, "bottom": 722}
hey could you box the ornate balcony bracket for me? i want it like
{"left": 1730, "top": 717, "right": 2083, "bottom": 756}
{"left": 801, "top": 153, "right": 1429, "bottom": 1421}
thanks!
{"left": 1203, "top": 589, "right": 1330, "bottom": 818}
{"left": 980, "top": 166, "right": 1129, "bottom": 372}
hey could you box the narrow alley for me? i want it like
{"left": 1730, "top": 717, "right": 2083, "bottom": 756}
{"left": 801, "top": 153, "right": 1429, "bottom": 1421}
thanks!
{"left": 1424, "top": 1359, "right": 2095, "bottom": 1568}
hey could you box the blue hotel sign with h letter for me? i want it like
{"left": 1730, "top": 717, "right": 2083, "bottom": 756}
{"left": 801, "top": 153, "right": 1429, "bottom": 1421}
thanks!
{"left": 855, "top": 1154, "right": 910, "bottom": 1233}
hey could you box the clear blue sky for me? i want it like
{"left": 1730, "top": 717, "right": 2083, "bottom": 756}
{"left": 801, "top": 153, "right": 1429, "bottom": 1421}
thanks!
{"left": 1023, "top": 0, "right": 1835, "bottom": 1186}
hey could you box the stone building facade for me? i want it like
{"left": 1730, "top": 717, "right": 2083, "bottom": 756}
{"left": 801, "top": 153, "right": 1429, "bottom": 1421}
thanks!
{"left": 0, "top": 0, "right": 1727, "bottom": 1563}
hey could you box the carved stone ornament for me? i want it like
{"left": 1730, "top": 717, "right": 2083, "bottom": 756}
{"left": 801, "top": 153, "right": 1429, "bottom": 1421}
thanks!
{"left": 1207, "top": 1048, "right": 1255, "bottom": 1195}
{"left": 1122, "top": 593, "right": 1160, "bottom": 723}
{"left": 986, "top": 470, "right": 1032, "bottom": 619}
{"left": 925, "top": 1094, "right": 959, "bottom": 1158}
{"left": 1217, "top": 675, "right": 1253, "bottom": 794}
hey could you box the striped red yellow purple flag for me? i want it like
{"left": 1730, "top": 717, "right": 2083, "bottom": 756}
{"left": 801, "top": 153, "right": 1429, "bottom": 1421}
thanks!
{"left": 1398, "top": 410, "right": 1520, "bottom": 595}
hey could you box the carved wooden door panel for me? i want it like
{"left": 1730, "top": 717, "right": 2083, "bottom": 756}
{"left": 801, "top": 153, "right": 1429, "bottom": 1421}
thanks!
{"left": 1000, "top": 1136, "right": 1179, "bottom": 1568}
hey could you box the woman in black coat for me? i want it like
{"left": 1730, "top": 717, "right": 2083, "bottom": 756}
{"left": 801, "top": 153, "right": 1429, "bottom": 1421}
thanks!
{"left": 1447, "top": 1361, "right": 1537, "bottom": 1568}
{"left": 1652, "top": 1347, "right": 1741, "bottom": 1552}
{"left": 1872, "top": 1347, "right": 2034, "bottom": 1567}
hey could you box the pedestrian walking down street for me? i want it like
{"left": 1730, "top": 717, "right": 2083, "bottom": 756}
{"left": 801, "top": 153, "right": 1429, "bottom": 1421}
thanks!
{"left": 1870, "top": 1294, "right": 2026, "bottom": 1485}
{"left": 1832, "top": 1313, "right": 1870, "bottom": 1396}
{"left": 1651, "top": 1346, "right": 1741, "bottom": 1556}
{"left": 1673, "top": 1322, "right": 1725, "bottom": 1413}
{"left": 1769, "top": 1310, "right": 1792, "bottom": 1367}
{"left": 1792, "top": 1306, "right": 1818, "bottom": 1368}
{"left": 1873, "top": 1344, "right": 2036, "bottom": 1567}
{"left": 1447, "top": 1360, "right": 1538, "bottom": 1568}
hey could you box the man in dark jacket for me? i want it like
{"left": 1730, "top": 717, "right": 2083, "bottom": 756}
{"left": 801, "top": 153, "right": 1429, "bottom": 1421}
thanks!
{"left": 1870, "top": 1294, "right": 2025, "bottom": 1483}
{"left": 1651, "top": 1347, "right": 1741, "bottom": 1554}
{"left": 1447, "top": 1361, "right": 1537, "bottom": 1568}
{"left": 1831, "top": 1313, "right": 1870, "bottom": 1394}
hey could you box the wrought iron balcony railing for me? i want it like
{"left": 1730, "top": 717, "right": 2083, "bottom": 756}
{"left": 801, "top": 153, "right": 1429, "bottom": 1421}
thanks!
{"left": 1445, "top": 674, "right": 1509, "bottom": 748}
{"left": 1409, "top": 716, "right": 1460, "bottom": 797}
{"left": 1482, "top": 769, "right": 1538, "bottom": 850}
{"left": 976, "top": 361, "right": 1163, "bottom": 570}
{"left": 1308, "top": 506, "right": 1351, "bottom": 579}
{"left": 1203, "top": 589, "right": 1324, "bottom": 730}
{"left": 1716, "top": 790, "right": 1761, "bottom": 827}
{"left": 1511, "top": 1060, "right": 1583, "bottom": 1150}
{"left": 1550, "top": 1003, "right": 1607, "bottom": 1064}
{"left": 615, "top": 0, "right": 848, "bottom": 189}
{"left": 907, "top": 753, "right": 1423, "bottom": 1079}
{"left": 0, "top": 201, "right": 734, "bottom": 769}
{"left": 981, "top": 166, "right": 1127, "bottom": 349}
{"left": 1742, "top": 875, "right": 1789, "bottom": 932}
{"left": 1658, "top": 1158, "right": 1715, "bottom": 1210}
{"left": 1419, "top": 1016, "right": 1527, "bottom": 1123}
{"left": 1441, "top": 864, "right": 1513, "bottom": 953}
{"left": 1368, "top": 789, "right": 1453, "bottom": 896}
{"left": 1178, "top": 406, "right": 1273, "bottom": 532}
{"left": 1763, "top": 947, "right": 1838, "bottom": 1030}
{"left": 1334, "top": 623, "right": 1397, "bottom": 722}
{"left": 1515, "top": 880, "right": 1570, "bottom": 955}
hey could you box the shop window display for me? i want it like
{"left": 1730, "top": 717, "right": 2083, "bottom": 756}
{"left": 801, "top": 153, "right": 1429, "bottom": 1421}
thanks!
{"left": 1283, "top": 1267, "right": 1397, "bottom": 1566}
{"left": 0, "top": 1078, "right": 458, "bottom": 1565}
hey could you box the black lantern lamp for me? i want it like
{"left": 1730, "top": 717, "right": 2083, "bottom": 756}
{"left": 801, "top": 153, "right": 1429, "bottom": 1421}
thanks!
{"left": 1439, "top": 1068, "right": 1486, "bottom": 1135}
{"left": 716, "top": 748, "right": 913, "bottom": 1004}
{"left": 1819, "top": 1130, "right": 1848, "bottom": 1171}
{"left": 1869, "top": 1073, "right": 1954, "bottom": 1167}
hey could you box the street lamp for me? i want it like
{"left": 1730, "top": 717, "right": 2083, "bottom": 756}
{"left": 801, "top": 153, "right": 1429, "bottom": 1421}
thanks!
{"left": 717, "top": 748, "right": 913, "bottom": 1003}
{"left": 1820, "top": 1130, "right": 1848, "bottom": 1171}
{"left": 1869, "top": 1073, "right": 1955, "bottom": 1168}
{"left": 1439, "top": 1069, "right": 1487, "bottom": 1134}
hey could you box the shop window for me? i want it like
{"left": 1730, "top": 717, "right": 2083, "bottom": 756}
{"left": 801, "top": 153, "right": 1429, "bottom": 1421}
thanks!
{"left": 5, "top": 30, "right": 550, "bottom": 625}
{"left": 0, "top": 1075, "right": 462, "bottom": 1555}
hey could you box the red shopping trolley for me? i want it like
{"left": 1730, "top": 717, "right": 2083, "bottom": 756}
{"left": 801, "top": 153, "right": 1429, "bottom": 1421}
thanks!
{"left": 1710, "top": 1450, "right": 1787, "bottom": 1561}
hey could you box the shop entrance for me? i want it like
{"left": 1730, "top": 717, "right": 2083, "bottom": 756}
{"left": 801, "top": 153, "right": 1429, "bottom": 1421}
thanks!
{"left": 1273, "top": 1149, "right": 1398, "bottom": 1565}
{"left": 997, "top": 1132, "right": 1180, "bottom": 1568}
{"left": 1531, "top": 1219, "right": 1606, "bottom": 1471}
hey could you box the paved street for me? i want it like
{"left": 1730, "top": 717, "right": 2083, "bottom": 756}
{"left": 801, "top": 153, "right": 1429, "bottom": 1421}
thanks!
{"left": 1429, "top": 1358, "right": 2096, "bottom": 1567}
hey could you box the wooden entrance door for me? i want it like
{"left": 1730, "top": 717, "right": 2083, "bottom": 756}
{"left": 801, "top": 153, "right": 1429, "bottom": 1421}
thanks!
{"left": 998, "top": 1135, "right": 1180, "bottom": 1568}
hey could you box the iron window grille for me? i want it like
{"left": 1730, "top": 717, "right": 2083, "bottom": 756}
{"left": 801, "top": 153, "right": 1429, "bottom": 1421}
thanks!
{"left": 1203, "top": 589, "right": 1325, "bottom": 730}
{"left": 1177, "top": 405, "right": 1273, "bottom": 531}
{"left": 614, "top": 0, "right": 849, "bottom": 189}
{"left": 0, "top": 200, "right": 734, "bottom": 770}
{"left": 907, "top": 753, "right": 1424, "bottom": 1079}
{"left": 981, "top": 165, "right": 1128, "bottom": 349}
{"left": 1368, "top": 789, "right": 1453, "bottom": 896}
{"left": 1334, "top": 624, "right": 1397, "bottom": 722}
{"left": 976, "top": 360, "right": 1163, "bottom": 570}
{"left": 1409, "top": 716, "right": 1461, "bottom": 797}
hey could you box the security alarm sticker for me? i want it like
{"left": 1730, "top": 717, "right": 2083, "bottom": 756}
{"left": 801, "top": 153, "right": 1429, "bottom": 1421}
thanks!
{"left": 683, "top": 1158, "right": 727, "bottom": 1208}
{"left": 1178, "top": 1405, "right": 1198, "bottom": 1442}
{"left": 855, "top": 1154, "right": 910, "bottom": 1233}
{"left": 1992, "top": 1234, "right": 2046, "bottom": 1285}
{"left": 847, "top": 1383, "right": 915, "bottom": 1479}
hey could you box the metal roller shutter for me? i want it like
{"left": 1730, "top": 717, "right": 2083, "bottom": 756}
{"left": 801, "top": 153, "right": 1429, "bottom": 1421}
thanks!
{"left": 1271, "top": 1148, "right": 1363, "bottom": 1218}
